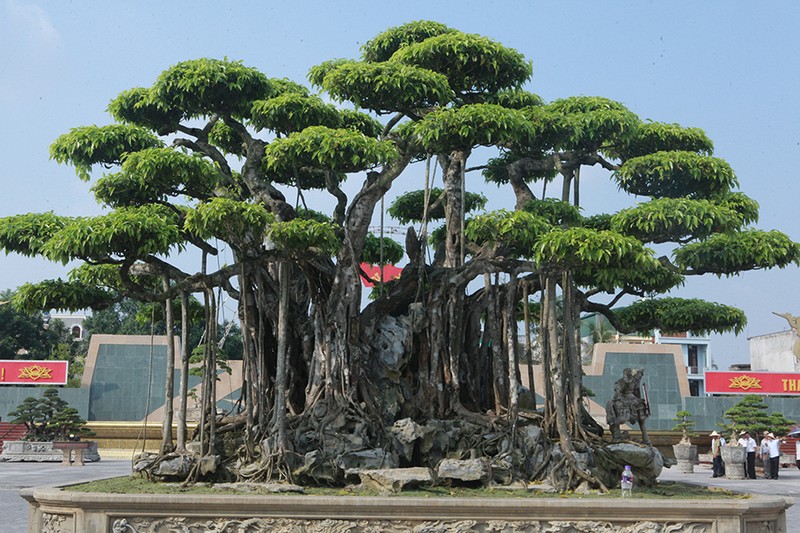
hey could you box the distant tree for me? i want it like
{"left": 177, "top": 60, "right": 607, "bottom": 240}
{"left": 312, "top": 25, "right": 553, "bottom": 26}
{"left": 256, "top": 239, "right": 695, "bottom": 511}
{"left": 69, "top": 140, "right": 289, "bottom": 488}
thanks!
{"left": 582, "top": 314, "right": 618, "bottom": 361}
{"left": 0, "top": 289, "right": 86, "bottom": 384}
{"left": 0, "top": 289, "right": 51, "bottom": 359}
{"left": 82, "top": 298, "right": 153, "bottom": 336}
{"left": 720, "top": 395, "right": 795, "bottom": 439}
{"left": 45, "top": 319, "right": 88, "bottom": 387}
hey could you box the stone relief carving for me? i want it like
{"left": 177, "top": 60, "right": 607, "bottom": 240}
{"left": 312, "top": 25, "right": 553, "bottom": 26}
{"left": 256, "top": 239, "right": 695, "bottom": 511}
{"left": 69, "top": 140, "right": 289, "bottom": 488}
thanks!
{"left": 111, "top": 516, "right": 712, "bottom": 533}
{"left": 43, "top": 512, "right": 74, "bottom": 533}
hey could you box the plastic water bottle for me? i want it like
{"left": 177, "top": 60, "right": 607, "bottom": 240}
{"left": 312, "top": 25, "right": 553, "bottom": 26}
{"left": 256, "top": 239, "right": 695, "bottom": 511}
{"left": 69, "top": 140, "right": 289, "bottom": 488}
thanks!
{"left": 620, "top": 465, "right": 633, "bottom": 497}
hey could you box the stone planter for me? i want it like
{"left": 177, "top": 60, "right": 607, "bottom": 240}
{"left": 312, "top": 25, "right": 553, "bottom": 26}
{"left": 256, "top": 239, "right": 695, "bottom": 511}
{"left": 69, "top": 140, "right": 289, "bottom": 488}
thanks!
{"left": 672, "top": 443, "right": 698, "bottom": 473}
{"left": 0, "top": 440, "right": 100, "bottom": 462}
{"left": 21, "top": 486, "right": 791, "bottom": 533}
{"left": 721, "top": 445, "right": 746, "bottom": 480}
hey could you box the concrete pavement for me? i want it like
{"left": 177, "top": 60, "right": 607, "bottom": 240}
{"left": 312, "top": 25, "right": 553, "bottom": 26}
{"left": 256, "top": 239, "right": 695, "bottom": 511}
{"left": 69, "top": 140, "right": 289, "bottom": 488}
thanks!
{"left": 0, "top": 459, "right": 132, "bottom": 532}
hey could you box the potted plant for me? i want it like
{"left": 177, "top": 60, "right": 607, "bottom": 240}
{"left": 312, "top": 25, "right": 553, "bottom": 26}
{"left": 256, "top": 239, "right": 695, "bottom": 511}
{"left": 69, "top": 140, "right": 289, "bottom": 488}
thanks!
{"left": 671, "top": 410, "right": 698, "bottom": 473}
{"left": 1, "top": 387, "right": 98, "bottom": 462}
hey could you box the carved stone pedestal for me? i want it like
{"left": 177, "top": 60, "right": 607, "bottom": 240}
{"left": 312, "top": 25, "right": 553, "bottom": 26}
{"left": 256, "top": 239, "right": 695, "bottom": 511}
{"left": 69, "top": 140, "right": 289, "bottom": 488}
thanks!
{"left": 721, "top": 446, "right": 746, "bottom": 480}
{"left": 52, "top": 441, "right": 92, "bottom": 466}
{"left": 1, "top": 441, "right": 100, "bottom": 462}
{"left": 672, "top": 443, "right": 698, "bottom": 473}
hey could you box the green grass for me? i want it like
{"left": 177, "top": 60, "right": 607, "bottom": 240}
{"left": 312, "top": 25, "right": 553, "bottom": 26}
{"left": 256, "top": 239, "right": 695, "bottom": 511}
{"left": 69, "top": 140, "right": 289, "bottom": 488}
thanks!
{"left": 65, "top": 477, "right": 745, "bottom": 499}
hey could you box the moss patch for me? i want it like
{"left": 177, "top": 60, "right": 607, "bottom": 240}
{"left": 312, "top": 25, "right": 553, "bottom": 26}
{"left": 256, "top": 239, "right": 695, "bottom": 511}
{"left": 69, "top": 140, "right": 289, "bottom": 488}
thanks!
{"left": 65, "top": 477, "right": 745, "bottom": 500}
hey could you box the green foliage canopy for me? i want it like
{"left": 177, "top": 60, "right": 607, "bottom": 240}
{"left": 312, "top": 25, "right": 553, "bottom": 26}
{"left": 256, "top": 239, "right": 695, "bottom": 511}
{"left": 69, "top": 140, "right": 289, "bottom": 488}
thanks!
{"left": 388, "top": 188, "right": 487, "bottom": 224}
{"left": 674, "top": 229, "right": 800, "bottom": 275}
{"left": 361, "top": 233, "right": 405, "bottom": 265}
{"left": 391, "top": 31, "right": 532, "bottom": 96}
{"left": 615, "top": 297, "right": 747, "bottom": 335}
{"left": 263, "top": 126, "right": 398, "bottom": 175}
{"left": 361, "top": 20, "right": 456, "bottom": 63}
{"left": 50, "top": 124, "right": 163, "bottom": 181}
{"left": 40, "top": 205, "right": 184, "bottom": 264}
{"left": 611, "top": 197, "right": 745, "bottom": 244}
{"left": 615, "top": 151, "right": 738, "bottom": 198}
{"left": 310, "top": 60, "right": 454, "bottom": 115}
{"left": 0, "top": 212, "right": 73, "bottom": 257}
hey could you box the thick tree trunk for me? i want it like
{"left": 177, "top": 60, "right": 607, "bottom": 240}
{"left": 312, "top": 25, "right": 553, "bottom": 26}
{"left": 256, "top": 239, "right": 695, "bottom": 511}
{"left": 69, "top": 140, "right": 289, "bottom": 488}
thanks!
{"left": 175, "top": 290, "right": 190, "bottom": 453}
{"left": 239, "top": 269, "right": 257, "bottom": 454}
{"left": 207, "top": 289, "right": 218, "bottom": 454}
{"left": 442, "top": 149, "right": 470, "bottom": 268}
{"left": 505, "top": 273, "right": 519, "bottom": 423}
{"left": 523, "top": 282, "right": 536, "bottom": 411}
{"left": 272, "top": 260, "right": 290, "bottom": 449}
{"left": 160, "top": 275, "right": 175, "bottom": 455}
{"left": 484, "top": 273, "right": 502, "bottom": 413}
{"left": 562, "top": 271, "right": 582, "bottom": 436}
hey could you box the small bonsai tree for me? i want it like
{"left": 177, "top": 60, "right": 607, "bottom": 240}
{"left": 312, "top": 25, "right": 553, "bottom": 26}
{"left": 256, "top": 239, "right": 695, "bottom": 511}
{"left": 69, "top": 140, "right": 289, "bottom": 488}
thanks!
{"left": 7, "top": 387, "right": 93, "bottom": 441}
{"left": 719, "top": 395, "right": 795, "bottom": 441}
{"left": 672, "top": 410, "right": 697, "bottom": 445}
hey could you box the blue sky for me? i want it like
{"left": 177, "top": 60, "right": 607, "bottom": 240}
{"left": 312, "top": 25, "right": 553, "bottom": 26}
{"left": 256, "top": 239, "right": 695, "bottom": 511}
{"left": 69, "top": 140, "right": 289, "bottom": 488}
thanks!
{"left": 1, "top": 0, "right": 798, "bottom": 368}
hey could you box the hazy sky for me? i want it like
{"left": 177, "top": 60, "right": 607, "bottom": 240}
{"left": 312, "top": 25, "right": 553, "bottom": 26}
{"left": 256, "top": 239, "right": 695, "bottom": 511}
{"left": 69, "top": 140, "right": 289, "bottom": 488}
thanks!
{"left": 1, "top": 0, "right": 798, "bottom": 369}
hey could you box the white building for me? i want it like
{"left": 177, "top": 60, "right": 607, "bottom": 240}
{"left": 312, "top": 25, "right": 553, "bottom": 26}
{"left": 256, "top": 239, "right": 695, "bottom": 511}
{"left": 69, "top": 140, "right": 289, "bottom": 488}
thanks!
{"left": 47, "top": 313, "right": 87, "bottom": 340}
{"left": 656, "top": 331, "right": 711, "bottom": 396}
{"left": 750, "top": 330, "right": 798, "bottom": 372}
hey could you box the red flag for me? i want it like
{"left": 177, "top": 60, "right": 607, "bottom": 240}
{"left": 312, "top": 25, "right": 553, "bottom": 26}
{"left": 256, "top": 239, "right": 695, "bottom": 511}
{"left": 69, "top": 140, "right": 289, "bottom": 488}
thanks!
{"left": 360, "top": 263, "right": 402, "bottom": 287}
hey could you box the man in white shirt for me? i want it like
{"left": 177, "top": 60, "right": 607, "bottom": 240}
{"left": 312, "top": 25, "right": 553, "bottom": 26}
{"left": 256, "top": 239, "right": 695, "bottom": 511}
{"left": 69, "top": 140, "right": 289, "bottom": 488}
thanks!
{"left": 760, "top": 432, "right": 772, "bottom": 479}
{"left": 737, "top": 431, "right": 757, "bottom": 479}
{"left": 767, "top": 432, "right": 781, "bottom": 479}
{"left": 795, "top": 438, "right": 800, "bottom": 471}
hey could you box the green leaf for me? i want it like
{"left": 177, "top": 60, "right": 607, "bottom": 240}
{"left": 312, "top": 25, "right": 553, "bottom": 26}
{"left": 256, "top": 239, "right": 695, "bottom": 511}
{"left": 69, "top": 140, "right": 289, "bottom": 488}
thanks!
{"left": 50, "top": 124, "right": 162, "bottom": 181}
{"left": 615, "top": 297, "right": 747, "bottom": 335}
{"left": 674, "top": 230, "right": 800, "bottom": 275}
{"left": 615, "top": 151, "right": 738, "bottom": 199}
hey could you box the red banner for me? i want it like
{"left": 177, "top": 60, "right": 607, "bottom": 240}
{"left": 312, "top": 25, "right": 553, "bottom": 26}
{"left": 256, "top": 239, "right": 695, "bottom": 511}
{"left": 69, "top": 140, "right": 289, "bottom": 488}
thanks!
{"left": 0, "top": 360, "right": 68, "bottom": 385}
{"left": 705, "top": 371, "right": 800, "bottom": 395}
{"left": 360, "top": 263, "right": 403, "bottom": 288}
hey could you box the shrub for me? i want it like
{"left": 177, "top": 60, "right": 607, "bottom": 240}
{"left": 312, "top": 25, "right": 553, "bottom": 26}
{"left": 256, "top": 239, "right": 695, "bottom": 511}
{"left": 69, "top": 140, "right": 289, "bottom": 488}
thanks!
{"left": 8, "top": 387, "right": 93, "bottom": 441}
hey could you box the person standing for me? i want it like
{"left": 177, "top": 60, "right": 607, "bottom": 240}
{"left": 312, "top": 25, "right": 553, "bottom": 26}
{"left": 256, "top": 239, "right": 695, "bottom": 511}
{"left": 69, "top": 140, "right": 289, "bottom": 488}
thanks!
{"left": 710, "top": 431, "right": 726, "bottom": 478}
{"left": 738, "top": 431, "right": 757, "bottom": 479}
{"left": 760, "top": 432, "right": 772, "bottom": 479}
{"left": 795, "top": 437, "right": 800, "bottom": 470}
{"left": 767, "top": 432, "right": 781, "bottom": 479}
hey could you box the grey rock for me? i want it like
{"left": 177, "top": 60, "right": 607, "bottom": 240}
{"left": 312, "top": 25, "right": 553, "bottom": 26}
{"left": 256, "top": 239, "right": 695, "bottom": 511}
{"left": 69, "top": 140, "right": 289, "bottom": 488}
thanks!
{"left": 295, "top": 450, "right": 340, "bottom": 484}
{"left": 606, "top": 443, "right": 665, "bottom": 485}
{"left": 391, "top": 418, "right": 424, "bottom": 461}
{"left": 198, "top": 454, "right": 219, "bottom": 476}
{"left": 185, "top": 441, "right": 203, "bottom": 455}
{"left": 154, "top": 455, "right": 193, "bottom": 478}
{"left": 358, "top": 467, "right": 432, "bottom": 493}
{"left": 527, "top": 481, "right": 557, "bottom": 493}
{"left": 214, "top": 482, "right": 304, "bottom": 494}
{"left": 337, "top": 448, "right": 397, "bottom": 471}
{"left": 437, "top": 458, "right": 489, "bottom": 484}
